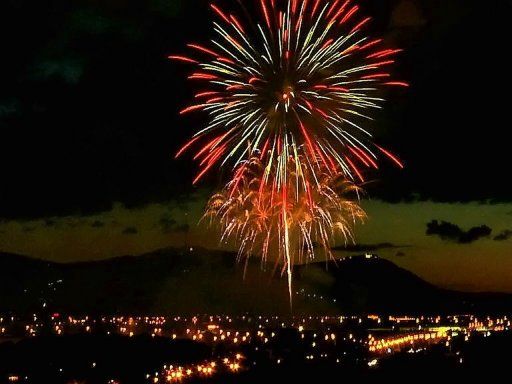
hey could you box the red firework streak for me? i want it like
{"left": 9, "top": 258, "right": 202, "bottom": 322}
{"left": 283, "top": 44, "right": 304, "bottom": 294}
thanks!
{"left": 171, "top": 0, "right": 408, "bottom": 303}
{"left": 171, "top": 0, "right": 406, "bottom": 185}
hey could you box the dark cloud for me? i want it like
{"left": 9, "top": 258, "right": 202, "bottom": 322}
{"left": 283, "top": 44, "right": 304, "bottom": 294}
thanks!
{"left": 91, "top": 220, "right": 105, "bottom": 228}
{"left": 69, "top": 9, "right": 113, "bottom": 35}
{"left": 426, "top": 220, "right": 492, "bottom": 244}
{"left": 391, "top": 0, "right": 426, "bottom": 28}
{"left": 159, "top": 216, "right": 177, "bottom": 232}
{"left": 41, "top": 218, "right": 67, "bottom": 229}
{"left": 333, "top": 243, "right": 408, "bottom": 253}
{"left": 173, "top": 224, "right": 190, "bottom": 234}
{"left": 159, "top": 215, "right": 190, "bottom": 234}
{"left": 122, "top": 227, "right": 138, "bottom": 235}
{"left": 494, "top": 230, "right": 512, "bottom": 242}
{"left": 43, "top": 219, "right": 56, "bottom": 227}
{"left": 150, "top": 0, "right": 185, "bottom": 17}
{"left": 31, "top": 58, "right": 85, "bottom": 85}
{"left": 66, "top": 219, "right": 85, "bottom": 229}
{"left": 0, "top": 99, "right": 20, "bottom": 118}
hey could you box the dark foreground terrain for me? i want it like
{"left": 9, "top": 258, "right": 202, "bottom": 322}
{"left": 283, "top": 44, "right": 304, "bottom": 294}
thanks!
{"left": 2, "top": 249, "right": 512, "bottom": 382}
{"left": 1, "top": 248, "right": 512, "bottom": 315}
{"left": 1, "top": 331, "right": 511, "bottom": 383}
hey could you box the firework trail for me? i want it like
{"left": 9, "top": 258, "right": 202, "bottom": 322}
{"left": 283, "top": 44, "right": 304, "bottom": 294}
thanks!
{"left": 171, "top": 0, "right": 406, "bottom": 302}
{"left": 204, "top": 155, "right": 366, "bottom": 303}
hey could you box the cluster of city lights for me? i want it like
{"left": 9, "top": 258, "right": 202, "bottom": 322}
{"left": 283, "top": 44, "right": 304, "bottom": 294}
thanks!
{"left": 369, "top": 329, "right": 449, "bottom": 353}
{"left": 147, "top": 354, "right": 244, "bottom": 383}
{"left": 1, "top": 313, "right": 510, "bottom": 383}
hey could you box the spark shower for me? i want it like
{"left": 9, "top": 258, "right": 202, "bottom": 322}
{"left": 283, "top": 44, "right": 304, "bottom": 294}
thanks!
{"left": 171, "top": 0, "right": 407, "bottom": 303}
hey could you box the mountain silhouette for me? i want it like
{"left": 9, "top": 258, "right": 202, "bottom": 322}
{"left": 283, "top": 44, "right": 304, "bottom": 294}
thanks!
{"left": 1, "top": 249, "right": 510, "bottom": 315}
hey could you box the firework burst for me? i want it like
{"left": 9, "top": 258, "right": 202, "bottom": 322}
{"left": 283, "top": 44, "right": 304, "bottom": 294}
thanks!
{"left": 172, "top": 0, "right": 406, "bottom": 304}
{"left": 204, "top": 155, "right": 366, "bottom": 303}
{"left": 172, "top": 0, "right": 406, "bottom": 187}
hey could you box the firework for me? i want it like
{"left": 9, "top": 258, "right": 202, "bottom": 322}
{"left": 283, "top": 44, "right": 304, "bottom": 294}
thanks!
{"left": 172, "top": 0, "right": 406, "bottom": 303}
{"left": 204, "top": 155, "right": 366, "bottom": 303}
{"left": 172, "top": 0, "right": 406, "bottom": 186}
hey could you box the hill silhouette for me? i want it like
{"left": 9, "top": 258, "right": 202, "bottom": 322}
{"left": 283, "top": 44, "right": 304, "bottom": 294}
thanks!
{"left": 1, "top": 249, "right": 511, "bottom": 315}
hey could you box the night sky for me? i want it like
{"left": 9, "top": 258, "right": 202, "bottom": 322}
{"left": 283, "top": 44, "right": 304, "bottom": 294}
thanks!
{"left": 1, "top": 0, "right": 511, "bottom": 292}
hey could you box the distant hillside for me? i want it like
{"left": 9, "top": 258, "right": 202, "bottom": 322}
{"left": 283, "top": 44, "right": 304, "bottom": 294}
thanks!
{"left": 0, "top": 248, "right": 322, "bottom": 315}
{"left": 1, "top": 249, "right": 511, "bottom": 315}
{"left": 296, "top": 256, "right": 512, "bottom": 313}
